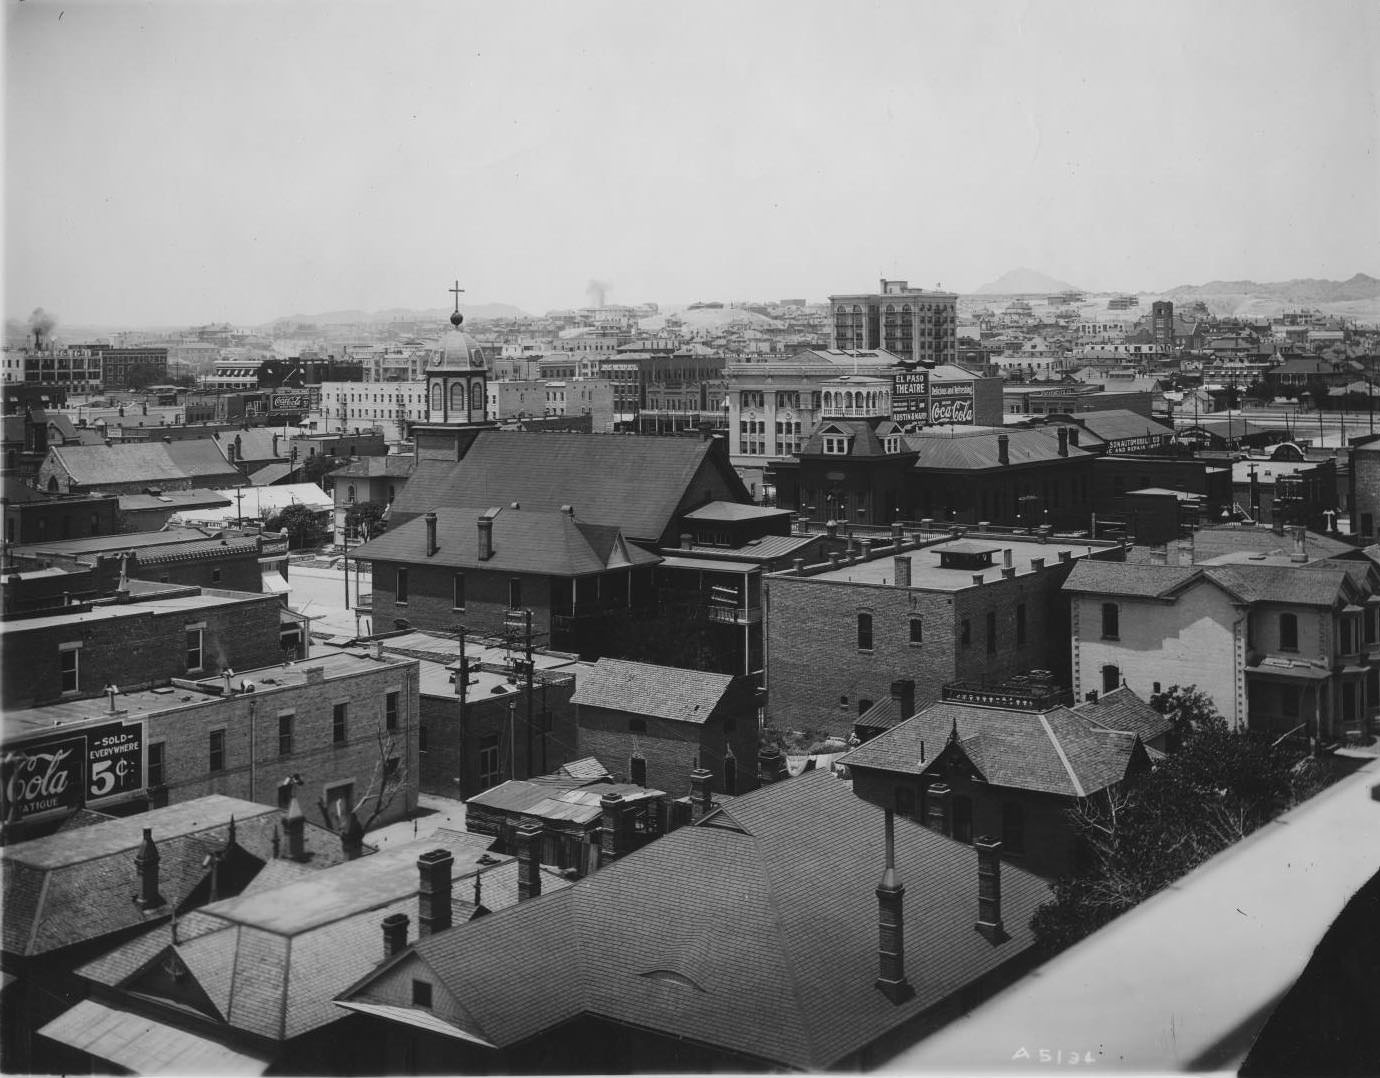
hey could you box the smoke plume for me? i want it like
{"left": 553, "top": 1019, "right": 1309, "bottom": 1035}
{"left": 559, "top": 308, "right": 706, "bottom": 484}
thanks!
{"left": 29, "top": 307, "right": 57, "bottom": 349}
{"left": 585, "top": 280, "right": 611, "bottom": 308}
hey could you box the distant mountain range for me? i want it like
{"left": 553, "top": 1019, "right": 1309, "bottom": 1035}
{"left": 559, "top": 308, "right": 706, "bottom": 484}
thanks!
{"left": 974, "top": 268, "right": 1081, "bottom": 295}
{"left": 261, "top": 303, "right": 529, "bottom": 328}
{"left": 1164, "top": 273, "right": 1380, "bottom": 305}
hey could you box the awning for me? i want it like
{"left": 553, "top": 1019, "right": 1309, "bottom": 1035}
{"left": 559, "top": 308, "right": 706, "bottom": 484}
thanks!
{"left": 261, "top": 569, "right": 292, "bottom": 595}
{"left": 656, "top": 555, "right": 756, "bottom": 574}
{"left": 39, "top": 999, "right": 271, "bottom": 1075}
{"left": 1245, "top": 661, "right": 1331, "bottom": 681}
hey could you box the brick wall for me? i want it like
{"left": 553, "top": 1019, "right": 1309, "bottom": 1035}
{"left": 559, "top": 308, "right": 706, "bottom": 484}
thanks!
{"left": 3, "top": 592, "right": 286, "bottom": 708}
{"left": 5, "top": 498, "right": 120, "bottom": 544}
{"left": 368, "top": 558, "right": 553, "bottom": 640}
{"left": 1350, "top": 446, "right": 1380, "bottom": 538}
{"left": 130, "top": 552, "right": 264, "bottom": 593}
{"left": 765, "top": 562, "right": 1077, "bottom": 738}
{"left": 146, "top": 659, "right": 420, "bottom": 829}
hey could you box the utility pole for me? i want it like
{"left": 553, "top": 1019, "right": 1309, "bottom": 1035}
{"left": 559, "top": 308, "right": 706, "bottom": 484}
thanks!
{"left": 342, "top": 524, "right": 349, "bottom": 608}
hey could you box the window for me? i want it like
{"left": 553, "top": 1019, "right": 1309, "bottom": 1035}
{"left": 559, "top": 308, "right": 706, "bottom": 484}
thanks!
{"left": 1002, "top": 802, "right": 1025, "bottom": 854}
{"left": 630, "top": 755, "right": 647, "bottom": 786}
{"left": 396, "top": 567, "right": 409, "bottom": 604}
{"left": 1102, "top": 664, "right": 1121, "bottom": 693}
{"left": 385, "top": 691, "right": 399, "bottom": 731}
{"left": 509, "top": 578, "right": 523, "bottom": 610}
{"left": 478, "top": 735, "right": 501, "bottom": 788}
{"left": 209, "top": 729, "right": 226, "bottom": 773}
{"left": 278, "top": 713, "right": 294, "bottom": 755}
{"left": 628, "top": 718, "right": 647, "bottom": 733}
{"left": 452, "top": 573, "right": 465, "bottom": 610}
{"left": 325, "top": 782, "right": 354, "bottom": 818}
{"left": 857, "top": 612, "right": 873, "bottom": 651}
{"left": 1280, "top": 612, "right": 1298, "bottom": 651}
{"left": 59, "top": 643, "right": 80, "bottom": 693}
{"left": 909, "top": 616, "right": 923, "bottom": 644}
{"left": 986, "top": 611, "right": 997, "bottom": 654}
{"left": 823, "top": 435, "right": 849, "bottom": 455}
{"left": 185, "top": 627, "right": 204, "bottom": 671}
{"left": 1016, "top": 603, "right": 1027, "bottom": 646}
{"left": 148, "top": 742, "right": 166, "bottom": 787}
{"left": 961, "top": 619, "right": 971, "bottom": 648}
{"left": 333, "top": 703, "right": 348, "bottom": 744}
{"left": 1101, "top": 602, "right": 1120, "bottom": 640}
{"left": 418, "top": 726, "right": 429, "bottom": 753}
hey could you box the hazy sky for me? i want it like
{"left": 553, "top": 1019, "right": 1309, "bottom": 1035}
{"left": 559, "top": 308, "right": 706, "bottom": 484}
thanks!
{"left": 5, "top": 0, "right": 1378, "bottom": 327}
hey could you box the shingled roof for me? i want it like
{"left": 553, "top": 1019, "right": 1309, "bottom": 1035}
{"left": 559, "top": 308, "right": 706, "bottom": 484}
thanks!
{"left": 350, "top": 506, "right": 660, "bottom": 578}
{"left": 571, "top": 658, "right": 736, "bottom": 724}
{"left": 906, "top": 426, "right": 1091, "bottom": 471}
{"left": 387, "top": 431, "right": 750, "bottom": 543}
{"left": 842, "top": 698, "right": 1147, "bottom": 798}
{"left": 1065, "top": 559, "right": 1357, "bottom": 608}
{"left": 2, "top": 796, "right": 344, "bottom": 958}
{"left": 338, "top": 769, "right": 1051, "bottom": 1070}
{"left": 1075, "top": 686, "right": 1173, "bottom": 743}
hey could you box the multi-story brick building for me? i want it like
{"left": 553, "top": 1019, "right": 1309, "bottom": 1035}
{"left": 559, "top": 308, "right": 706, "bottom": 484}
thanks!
{"left": 830, "top": 279, "right": 958, "bottom": 367}
{"left": 571, "top": 658, "right": 760, "bottom": 798}
{"left": 764, "top": 529, "right": 1125, "bottom": 737}
{"left": 2, "top": 480, "right": 119, "bottom": 546}
{"left": 0, "top": 651, "right": 420, "bottom": 839}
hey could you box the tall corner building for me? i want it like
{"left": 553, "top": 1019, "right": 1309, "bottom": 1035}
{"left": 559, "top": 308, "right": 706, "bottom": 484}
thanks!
{"left": 829, "top": 279, "right": 958, "bottom": 366}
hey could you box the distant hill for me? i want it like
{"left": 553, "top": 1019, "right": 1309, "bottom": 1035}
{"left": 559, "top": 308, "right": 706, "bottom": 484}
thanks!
{"left": 975, "top": 268, "right": 1080, "bottom": 295}
{"left": 262, "top": 303, "right": 529, "bottom": 327}
{"left": 1164, "top": 273, "right": 1380, "bottom": 305}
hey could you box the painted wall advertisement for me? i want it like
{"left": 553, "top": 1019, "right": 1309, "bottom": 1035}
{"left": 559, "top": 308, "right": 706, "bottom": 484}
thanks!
{"left": 2, "top": 720, "right": 144, "bottom": 822}
{"left": 930, "top": 381, "right": 975, "bottom": 425}
{"left": 270, "top": 391, "right": 312, "bottom": 411}
{"left": 891, "top": 370, "right": 929, "bottom": 423}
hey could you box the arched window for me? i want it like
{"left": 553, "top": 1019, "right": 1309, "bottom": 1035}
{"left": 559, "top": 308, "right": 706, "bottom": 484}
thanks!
{"left": 470, "top": 383, "right": 484, "bottom": 413}
{"left": 47, "top": 476, "right": 59, "bottom": 493}
{"left": 429, "top": 383, "right": 442, "bottom": 411}
{"left": 1101, "top": 664, "right": 1121, "bottom": 693}
{"left": 347, "top": 485, "right": 356, "bottom": 503}
{"left": 857, "top": 612, "right": 873, "bottom": 651}
{"left": 450, "top": 382, "right": 465, "bottom": 410}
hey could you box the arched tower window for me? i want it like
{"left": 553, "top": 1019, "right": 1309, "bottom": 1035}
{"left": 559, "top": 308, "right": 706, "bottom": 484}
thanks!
{"left": 470, "top": 382, "right": 484, "bottom": 413}
{"left": 450, "top": 382, "right": 465, "bottom": 410}
{"left": 429, "top": 383, "right": 442, "bottom": 411}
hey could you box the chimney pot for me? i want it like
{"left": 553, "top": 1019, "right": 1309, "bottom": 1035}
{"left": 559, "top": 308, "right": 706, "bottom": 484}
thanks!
{"left": 875, "top": 811, "right": 914, "bottom": 1004}
{"left": 134, "top": 827, "right": 163, "bottom": 909}
{"left": 382, "top": 912, "right": 410, "bottom": 957}
{"left": 417, "top": 848, "right": 455, "bottom": 935}
{"left": 1031, "top": 556, "right": 1045, "bottom": 571}
{"left": 517, "top": 821, "right": 543, "bottom": 902}
{"left": 425, "top": 511, "right": 438, "bottom": 557}
{"left": 893, "top": 556, "right": 912, "bottom": 588}
{"left": 477, "top": 515, "right": 494, "bottom": 561}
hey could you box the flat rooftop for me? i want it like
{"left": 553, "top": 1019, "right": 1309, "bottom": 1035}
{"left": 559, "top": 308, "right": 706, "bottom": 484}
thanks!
{"left": 0, "top": 589, "right": 268, "bottom": 636}
{"left": 3, "top": 651, "right": 416, "bottom": 739}
{"left": 9, "top": 526, "right": 214, "bottom": 559}
{"left": 788, "top": 534, "right": 1111, "bottom": 592}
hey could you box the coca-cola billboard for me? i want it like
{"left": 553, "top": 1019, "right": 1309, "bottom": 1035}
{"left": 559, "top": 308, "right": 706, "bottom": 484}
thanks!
{"left": 929, "top": 380, "right": 975, "bottom": 425}
{"left": 2, "top": 721, "right": 144, "bottom": 822}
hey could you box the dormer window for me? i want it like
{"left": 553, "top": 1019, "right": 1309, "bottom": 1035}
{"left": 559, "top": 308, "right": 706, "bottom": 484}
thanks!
{"left": 884, "top": 435, "right": 902, "bottom": 454}
{"left": 823, "top": 435, "right": 850, "bottom": 455}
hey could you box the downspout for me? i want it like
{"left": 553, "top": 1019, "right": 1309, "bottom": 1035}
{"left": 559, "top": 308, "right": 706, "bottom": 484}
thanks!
{"left": 248, "top": 698, "right": 257, "bottom": 804}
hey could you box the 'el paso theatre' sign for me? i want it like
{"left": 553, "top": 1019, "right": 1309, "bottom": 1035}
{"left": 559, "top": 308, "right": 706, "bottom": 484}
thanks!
{"left": 2, "top": 721, "right": 144, "bottom": 822}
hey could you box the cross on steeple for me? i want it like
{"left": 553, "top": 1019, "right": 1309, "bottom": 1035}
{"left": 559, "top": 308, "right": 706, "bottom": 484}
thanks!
{"left": 449, "top": 280, "right": 465, "bottom": 314}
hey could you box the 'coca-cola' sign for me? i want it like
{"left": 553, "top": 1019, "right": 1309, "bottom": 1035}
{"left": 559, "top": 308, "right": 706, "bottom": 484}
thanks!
{"left": 3, "top": 736, "right": 84, "bottom": 820}
{"left": 930, "top": 397, "right": 975, "bottom": 425}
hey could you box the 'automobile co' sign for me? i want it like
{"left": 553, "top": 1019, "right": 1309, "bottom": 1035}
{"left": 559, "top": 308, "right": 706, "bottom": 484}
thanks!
{"left": 2, "top": 721, "right": 144, "bottom": 822}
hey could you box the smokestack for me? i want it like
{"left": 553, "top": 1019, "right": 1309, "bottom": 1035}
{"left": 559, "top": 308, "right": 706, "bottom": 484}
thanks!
{"left": 1057, "top": 427, "right": 1068, "bottom": 457}
{"left": 382, "top": 912, "right": 409, "bottom": 957}
{"left": 893, "top": 556, "right": 912, "bottom": 588}
{"left": 417, "top": 849, "right": 454, "bottom": 935}
{"left": 134, "top": 828, "right": 164, "bottom": 909}
{"left": 875, "top": 811, "right": 914, "bottom": 1004}
{"left": 516, "top": 821, "right": 542, "bottom": 902}
{"left": 998, "top": 435, "right": 1010, "bottom": 465}
{"left": 890, "top": 679, "right": 915, "bottom": 720}
{"left": 690, "top": 767, "right": 714, "bottom": 821}
{"left": 975, "top": 837, "right": 1005, "bottom": 942}
{"left": 425, "top": 511, "right": 438, "bottom": 557}
{"left": 477, "top": 514, "right": 494, "bottom": 561}
{"left": 925, "top": 782, "right": 950, "bottom": 835}
{"left": 283, "top": 796, "right": 307, "bottom": 861}
{"left": 1291, "top": 525, "right": 1308, "bottom": 563}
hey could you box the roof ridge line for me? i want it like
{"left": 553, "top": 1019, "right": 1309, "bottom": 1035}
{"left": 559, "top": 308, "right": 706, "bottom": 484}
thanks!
{"left": 1038, "top": 714, "right": 1086, "bottom": 798}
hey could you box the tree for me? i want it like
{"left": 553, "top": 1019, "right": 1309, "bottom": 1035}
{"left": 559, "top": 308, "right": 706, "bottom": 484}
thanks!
{"left": 346, "top": 500, "right": 388, "bottom": 540}
{"left": 1149, "top": 683, "right": 1227, "bottom": 747}
{"left": 299, "top": 452, "right": 340, "bottom": 492}
{"left": 266, "top": 503, "right": 326, "bottom": 550}
{"left": 314, "top": 724, "right": 410, "bottom": 858}
{"left": 124, "top": 366, "right": 155, "bottom": 391}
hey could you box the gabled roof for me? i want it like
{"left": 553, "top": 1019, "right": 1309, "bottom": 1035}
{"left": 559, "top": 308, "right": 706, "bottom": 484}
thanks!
{"left": 247, "top": 462, "right": 298, "bottom": 486}
{"left": 841, "top": 700, "right": 1145, "bottom": 798}
{"left": 48, "top": 442, "right": 192, "bottom": 487}
{"left": 570, "top": 658, "right": 736, "bottom": 724}
{"left": 681, "top": 501, "right": 791, "bottom": 523}
{"left": 1060, "top": 409, "right": 1174, "bottom": 443}
{"left": 906, "top": 427, "right": 1091, "bottom": 471}
{"left": 350, "top": 506, "right": 660, "bottom": 578}
{"left": 387, "top": 431, "right": 750, "bottom": 542}
{"left": 1076, "top": 686, "right": 1173, "bottom": 742}
{"left": 1063, "top": 560, "right": 1205, "bottom": 599}
{"left": 2, "top": 796, "right": 344, "bottom": 958}
{"left": 340, "top": 769, "right": 1051, "bottom": 1070}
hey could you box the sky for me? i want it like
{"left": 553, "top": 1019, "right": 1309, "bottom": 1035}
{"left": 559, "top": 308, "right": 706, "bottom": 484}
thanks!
{"left": 4, "top": 0, "right": 1379, "bottom": 328}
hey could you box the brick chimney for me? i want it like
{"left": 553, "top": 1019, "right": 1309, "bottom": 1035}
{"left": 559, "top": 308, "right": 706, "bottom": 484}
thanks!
{"left": 975, "top": 836, "right": 1005, "bottom": 942}
{"left": 382, "top": 912, "right": 409, "bottom": 958}
{"left": 516, "top": 821, "right": 542, "bottom": 902}
{"left": 133, "top": 828, "right": 164, "bottom": 909}
{"left": 894, "top": 556, "right": 912, "bottom": 588}
{"left": 600, "top": 792, "right": 625, "bottom": 862}
{"left": 1057, "top": 427, "right": 1068, "bottom": 456}
{"left": 425, "top": 511, "right": 438, "bottom": 557}
{"left": 874, "top": 810, "right": 914, "bottom": 1003}
{"left": 477, "top": 513, "right": 494, "bottom": 561}
{"left": 690, "top": 767, "right": 714, "bottom": 821}
{"left": 417, "top": 849, "right": 454, "bottom": 936}
{"left": 890, "top": 679, "right": 915, "bottom": 720}
{"left": 1290, "top": 525, "right": 1308, "bottom": 563}
{"left": 1067, "top": 427, "right": 1080, "bottom": 447}
{"left": 997, "top": 434, "right": 1010, "bottom": 465}
{"left": 925, "top": 782, "right": 950, "bottom": 836}
{"left": 283, "top": 796, "right": 307, "bottom": 861}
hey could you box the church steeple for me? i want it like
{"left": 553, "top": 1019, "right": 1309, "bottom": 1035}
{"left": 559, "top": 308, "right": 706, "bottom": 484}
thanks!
{"left": 427, "top": 280, "right": 489, "bottom": 424}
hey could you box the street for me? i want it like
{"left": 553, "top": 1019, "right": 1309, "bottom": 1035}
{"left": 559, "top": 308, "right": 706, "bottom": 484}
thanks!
{"left": 285, "top": 561, "right": 372, "bottom": 639}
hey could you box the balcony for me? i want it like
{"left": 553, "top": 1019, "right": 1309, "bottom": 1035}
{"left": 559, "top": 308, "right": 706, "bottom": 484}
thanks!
{"left": 706, "top": 604, "right": 762, "bottom": 626}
